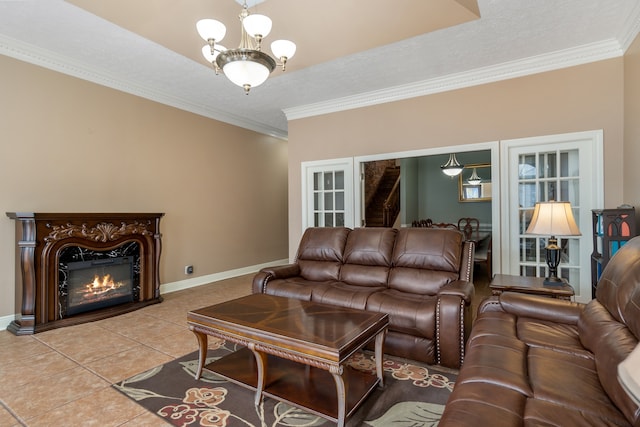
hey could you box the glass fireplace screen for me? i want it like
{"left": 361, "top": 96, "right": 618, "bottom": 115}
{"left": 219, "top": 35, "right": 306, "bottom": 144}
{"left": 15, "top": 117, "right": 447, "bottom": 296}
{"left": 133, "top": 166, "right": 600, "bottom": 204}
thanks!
{"left": 66, "top": 256, "right": 134, "bottom": 316}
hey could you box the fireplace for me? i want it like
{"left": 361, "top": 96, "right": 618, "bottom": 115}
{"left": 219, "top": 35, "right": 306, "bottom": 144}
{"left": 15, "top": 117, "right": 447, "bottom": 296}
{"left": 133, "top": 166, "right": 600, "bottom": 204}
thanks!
{"left": 6, "top": 212, "right": 164, "bottom": 334}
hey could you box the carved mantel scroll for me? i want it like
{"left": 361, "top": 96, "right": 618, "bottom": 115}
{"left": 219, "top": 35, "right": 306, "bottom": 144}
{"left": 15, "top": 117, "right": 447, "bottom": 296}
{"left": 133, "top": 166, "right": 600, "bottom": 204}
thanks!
{"left": 44, "top": 221, "right": 153, "bottom": 243}
{"left": 6, "top": 212, "right": 164, "bottom": 335}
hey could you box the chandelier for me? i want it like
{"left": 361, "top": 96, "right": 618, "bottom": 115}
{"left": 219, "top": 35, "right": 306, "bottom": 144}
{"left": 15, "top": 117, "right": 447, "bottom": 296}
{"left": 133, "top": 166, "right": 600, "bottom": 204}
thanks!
{"left": 196, "top": 1, "right": 296, "bottom": 94}
{"left": 467, "top": 168, "right": 482, "bottom": 185}
{"left": 441, "top": 153, "right": 464, "bottom": 177}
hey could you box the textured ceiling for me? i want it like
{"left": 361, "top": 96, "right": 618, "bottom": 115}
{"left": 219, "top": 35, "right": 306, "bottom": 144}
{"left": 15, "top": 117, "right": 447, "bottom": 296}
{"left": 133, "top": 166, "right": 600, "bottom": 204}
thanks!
{"left": 0, "top": 0, "right": 639, "bottom": 139}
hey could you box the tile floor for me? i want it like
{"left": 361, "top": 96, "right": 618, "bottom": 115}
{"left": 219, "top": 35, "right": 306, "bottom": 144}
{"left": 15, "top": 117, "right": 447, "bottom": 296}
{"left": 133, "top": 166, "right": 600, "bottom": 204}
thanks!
{"left": 0, "top": 271, "right": 491, "bottom": 426}
{"left": 0, "top": 274, "right": 254, "bottom": 427}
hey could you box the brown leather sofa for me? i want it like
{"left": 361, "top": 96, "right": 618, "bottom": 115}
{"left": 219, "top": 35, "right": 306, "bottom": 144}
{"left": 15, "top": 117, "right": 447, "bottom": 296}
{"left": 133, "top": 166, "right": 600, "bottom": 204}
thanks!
{"left": 440, "top": 236, "right": 640, "bottom": 426}
{"left": 252, "top": 226, "right": 475, "bottom": 369}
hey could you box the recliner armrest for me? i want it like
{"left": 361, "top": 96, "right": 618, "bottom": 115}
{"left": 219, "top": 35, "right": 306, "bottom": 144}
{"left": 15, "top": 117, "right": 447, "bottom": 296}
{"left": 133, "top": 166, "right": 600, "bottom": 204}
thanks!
{"left": 484, "top": 291, "right": 584, "bottom": 324}
{"left": 260, "top": 263, "right": 301, "bottom": 278}
{"left": 438, "top": 280, "right": 475, "bottom": 304}
{"left": 252, "top": 264, "right": 301, "bottom": 294}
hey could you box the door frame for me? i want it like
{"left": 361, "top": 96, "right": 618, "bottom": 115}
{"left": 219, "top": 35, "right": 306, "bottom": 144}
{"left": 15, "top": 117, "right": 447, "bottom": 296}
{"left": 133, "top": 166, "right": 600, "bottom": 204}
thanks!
{"left": 499, "top": 130, "right": 604, "bottom": 302}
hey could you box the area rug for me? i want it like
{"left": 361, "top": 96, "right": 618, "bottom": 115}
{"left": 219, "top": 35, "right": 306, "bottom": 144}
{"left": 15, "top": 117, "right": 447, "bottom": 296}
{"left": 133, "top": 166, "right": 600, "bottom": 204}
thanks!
{"left": 113, "top": 340, "right": 456, "bottom": 427}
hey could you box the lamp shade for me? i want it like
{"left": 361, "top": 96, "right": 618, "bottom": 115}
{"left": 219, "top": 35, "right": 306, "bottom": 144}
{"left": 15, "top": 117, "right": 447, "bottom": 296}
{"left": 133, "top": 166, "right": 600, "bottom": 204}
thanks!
{"left": 196, "top": 19, "right": 226, "bottom": 42}
{"left": 526, "top": 201, "right": 581, "bottom": 236}
{"left": 618, "top": 342, "right": 640, "bottom": 406}
{"left": 271, "top": 39, "right": 296, "bottom": 59}
{"left": 216, "top": 49, "right": 276, "bottom": 91}
{"left": 242, "top": 14, "right": 272, "bottom": 39}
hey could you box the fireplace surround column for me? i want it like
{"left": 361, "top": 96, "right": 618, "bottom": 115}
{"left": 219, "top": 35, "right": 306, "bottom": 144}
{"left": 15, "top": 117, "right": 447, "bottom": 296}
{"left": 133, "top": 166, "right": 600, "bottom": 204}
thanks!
{"left": 6, "top": 212, "right": 164, "bottom": 335}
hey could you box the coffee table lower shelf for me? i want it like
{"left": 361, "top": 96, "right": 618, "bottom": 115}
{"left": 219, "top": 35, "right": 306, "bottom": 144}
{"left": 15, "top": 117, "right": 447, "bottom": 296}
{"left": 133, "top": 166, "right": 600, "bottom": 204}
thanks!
{"left": 205, "top": 347, "right": 380, "bottom": 422}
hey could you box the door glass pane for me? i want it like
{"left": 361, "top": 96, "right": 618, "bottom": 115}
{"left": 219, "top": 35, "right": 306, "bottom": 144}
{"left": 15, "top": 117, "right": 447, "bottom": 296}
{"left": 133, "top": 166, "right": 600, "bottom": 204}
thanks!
{"left": 335, "top": 191, "right": 344, "bottom": 210}
{"left": 324, "top": 192, "right": 333, "bottom": 210}
{"left": 336, "top": 213, "right": 344, "bottom": 227}
{"left": 314, "top": 172, "right": 321, "bottom": 191}
{"left": 324, "top": 172, "right": 334, "bottom": 190}
{"left": 335, "top": 171, "right": 344, "bottom": 190}
{"left": 519, "top": 156, "right": 536, "bottom": 179}
{"left": 324, "top": 213, "right": 334, "bottom": 227}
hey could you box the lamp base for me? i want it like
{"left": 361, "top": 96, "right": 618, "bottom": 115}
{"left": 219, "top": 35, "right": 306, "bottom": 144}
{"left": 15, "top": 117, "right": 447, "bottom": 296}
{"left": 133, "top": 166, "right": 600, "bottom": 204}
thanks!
{"left": 543, "top": 276, "right": 565, "bottom": 287}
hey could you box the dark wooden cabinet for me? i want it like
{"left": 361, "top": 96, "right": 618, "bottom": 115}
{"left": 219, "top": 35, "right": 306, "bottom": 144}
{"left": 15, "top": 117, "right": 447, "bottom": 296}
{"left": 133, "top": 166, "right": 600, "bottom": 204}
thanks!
{"left": 591, "top": 208, "right": 637, "bottom": 298}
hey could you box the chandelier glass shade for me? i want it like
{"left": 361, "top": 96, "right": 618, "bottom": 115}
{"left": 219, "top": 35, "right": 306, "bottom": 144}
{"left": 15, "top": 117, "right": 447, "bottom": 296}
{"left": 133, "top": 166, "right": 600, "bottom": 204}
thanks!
{"left": 196, "top": 2, "right": 296, "bottom": 94}
{"left": 441, "top": 153, "right": 464, "bottom": 177}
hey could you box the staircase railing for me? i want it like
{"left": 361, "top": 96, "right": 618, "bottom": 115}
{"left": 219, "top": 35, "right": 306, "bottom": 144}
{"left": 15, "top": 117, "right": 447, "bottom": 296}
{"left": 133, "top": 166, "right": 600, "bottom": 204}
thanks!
{"left": 383, "top": 175, "right": 401, "bottom": 227}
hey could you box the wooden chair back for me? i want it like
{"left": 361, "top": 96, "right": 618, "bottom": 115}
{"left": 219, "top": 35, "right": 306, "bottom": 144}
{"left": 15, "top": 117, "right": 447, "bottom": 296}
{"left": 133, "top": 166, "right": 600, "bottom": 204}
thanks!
{"left": 457, "top": 217, "right": 480, "bottom": 241}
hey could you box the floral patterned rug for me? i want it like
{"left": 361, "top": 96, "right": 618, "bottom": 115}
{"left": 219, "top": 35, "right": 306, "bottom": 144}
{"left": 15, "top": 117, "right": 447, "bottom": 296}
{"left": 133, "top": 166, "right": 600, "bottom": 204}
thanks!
{"left": 113, "top": 339, "right": 456, "bottom": 427}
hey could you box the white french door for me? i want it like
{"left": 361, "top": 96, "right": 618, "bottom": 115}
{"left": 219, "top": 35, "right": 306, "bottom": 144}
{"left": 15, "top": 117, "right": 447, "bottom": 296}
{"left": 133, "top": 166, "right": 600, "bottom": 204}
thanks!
{"left": 302, "top": 158, "right": 354, "bottom": 229}
{"left": 501, "top": 130, "right": 603, "bottom": 302}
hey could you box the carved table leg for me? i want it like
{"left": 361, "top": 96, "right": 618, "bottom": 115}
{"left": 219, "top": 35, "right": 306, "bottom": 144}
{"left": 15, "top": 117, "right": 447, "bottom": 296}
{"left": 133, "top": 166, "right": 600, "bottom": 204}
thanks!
{"left": 331, "top": 367, "right": 346, "bottom": 427}
{"left": 249, "top": 343, "right": 267, "bottom": 408}
{"left": 190, "top": 328, "right": 208, "bottom": 380}
{"left": 375, "top": 329, "right": 387, "bottom": 387}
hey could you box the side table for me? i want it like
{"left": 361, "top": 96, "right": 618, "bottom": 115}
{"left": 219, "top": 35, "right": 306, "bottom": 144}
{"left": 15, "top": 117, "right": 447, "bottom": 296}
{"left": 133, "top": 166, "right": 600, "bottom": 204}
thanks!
{"left": 490, "top": 274, "right": 575, "bottom": 300}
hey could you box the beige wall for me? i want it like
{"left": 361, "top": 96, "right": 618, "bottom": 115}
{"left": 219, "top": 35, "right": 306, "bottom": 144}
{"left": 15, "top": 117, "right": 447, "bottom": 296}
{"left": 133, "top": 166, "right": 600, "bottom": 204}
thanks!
{"left": 288, "top": 58, "right": 625, "bottom": 259}
{"left": 0, "top": 55, "right": 289, "bottom": 319}
{"left": 624, "top": 34, "right": 640, "bottom": 205}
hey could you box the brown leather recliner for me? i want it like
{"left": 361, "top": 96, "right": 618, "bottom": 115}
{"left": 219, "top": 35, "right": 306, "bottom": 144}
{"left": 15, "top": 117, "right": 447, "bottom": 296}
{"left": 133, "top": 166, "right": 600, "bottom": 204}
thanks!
{"left": 439, "top": 236, "right": 640, "bottom": 426}
{"left": 252, "top": 226, "right": 475, "bottom": 369}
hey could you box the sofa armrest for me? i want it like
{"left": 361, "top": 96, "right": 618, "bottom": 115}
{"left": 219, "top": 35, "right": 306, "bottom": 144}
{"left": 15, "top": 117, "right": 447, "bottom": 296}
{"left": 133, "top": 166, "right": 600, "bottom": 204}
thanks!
{"left": 481, "top": 291, "right": 584, "bottom": 325}
{"left": 252, "top": 264, "right": 301, "bottom": 294}
{"left": 437, "top": 281, "right": 475, "bottom": 368}
{"left": 438, "top": 280, "right": 475, "bottom": 304}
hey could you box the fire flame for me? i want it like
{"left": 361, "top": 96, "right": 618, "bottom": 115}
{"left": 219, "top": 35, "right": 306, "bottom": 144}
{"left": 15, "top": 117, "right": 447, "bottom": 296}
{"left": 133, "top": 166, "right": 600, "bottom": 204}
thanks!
{"left": 86, "top": 274, "right": 121, "bottom": 294}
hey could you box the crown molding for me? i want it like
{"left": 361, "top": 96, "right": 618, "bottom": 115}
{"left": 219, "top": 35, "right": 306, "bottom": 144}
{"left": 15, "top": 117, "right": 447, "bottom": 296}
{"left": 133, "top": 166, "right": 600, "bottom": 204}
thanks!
{"left": 283, "top": 39, "right": 625, "bottom": 121}
{"left": 0, "top": 34, "right": 288, "bottom": 140}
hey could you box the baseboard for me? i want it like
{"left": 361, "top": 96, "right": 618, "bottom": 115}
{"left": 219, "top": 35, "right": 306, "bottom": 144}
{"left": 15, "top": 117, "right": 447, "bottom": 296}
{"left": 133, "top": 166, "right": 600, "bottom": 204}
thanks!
{"left": 0, "top": 259, "right": 289, "bottom": 332}
{"left": 0, "top": 314, "right": 14, "bottom": 332}
{"left": 159, "top": 259, "right": 289, "bottom": 294}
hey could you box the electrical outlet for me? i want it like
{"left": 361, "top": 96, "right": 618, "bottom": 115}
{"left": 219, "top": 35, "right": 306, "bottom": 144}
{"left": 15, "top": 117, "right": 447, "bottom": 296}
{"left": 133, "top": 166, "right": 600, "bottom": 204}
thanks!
{"left": 185, "top": 265, "right": 194, "bottom": 275}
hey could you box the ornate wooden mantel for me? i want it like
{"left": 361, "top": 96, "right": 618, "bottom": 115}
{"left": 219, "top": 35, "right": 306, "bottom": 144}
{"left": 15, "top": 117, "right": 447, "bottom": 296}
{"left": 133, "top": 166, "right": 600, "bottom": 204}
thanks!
{"left": 6, "top": 212, "right": 164, "bottom": 335}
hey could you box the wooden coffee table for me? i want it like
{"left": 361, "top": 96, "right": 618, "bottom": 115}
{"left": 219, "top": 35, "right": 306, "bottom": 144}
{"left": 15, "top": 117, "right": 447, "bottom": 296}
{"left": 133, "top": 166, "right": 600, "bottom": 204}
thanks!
{"left": 187, "top": 294, "right": 389, "bottom": 427}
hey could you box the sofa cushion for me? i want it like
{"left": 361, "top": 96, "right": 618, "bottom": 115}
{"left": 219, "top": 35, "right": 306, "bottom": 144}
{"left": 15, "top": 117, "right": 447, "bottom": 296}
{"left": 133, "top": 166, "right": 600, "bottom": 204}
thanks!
{"left": 528, "top": 346, "right": 630, "bottom": 425}
{"left": 263, "top": 278, "right": 334, "bottom": 301}
{"left": 389, "top": 228, "right": 463, "bottom": 294}
{"left": 439, "top": 382, "right": 526, "bottom": 427}
{"left": 366, "top": 289, "right": 437, "bottom": 338}
{"left": 311, "top": 283, "right": 386, "bottom": 310}
{"left": 296, "top": 227, "right": 350, "bottom": 281}
{"left": 340, "top": 227, "right": 395, "bottom": 287}
{"left": 524, "top": 399, "right": 631, "bottom": 426}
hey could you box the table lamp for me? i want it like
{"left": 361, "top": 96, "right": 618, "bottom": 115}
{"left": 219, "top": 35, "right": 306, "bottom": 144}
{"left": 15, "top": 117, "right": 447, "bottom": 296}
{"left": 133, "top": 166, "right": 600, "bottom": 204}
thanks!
{"left": 525, "top": 201, "right": 581, "bottom": 286}
{"left": 618, "top": 342, "right": 640, "bottom": 406}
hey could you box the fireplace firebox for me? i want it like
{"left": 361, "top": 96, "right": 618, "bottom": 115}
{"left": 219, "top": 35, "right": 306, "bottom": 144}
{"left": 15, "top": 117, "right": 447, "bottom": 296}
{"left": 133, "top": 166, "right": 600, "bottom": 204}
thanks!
{"left": 65, "top": 256, "right": 135, "bottom": 316}
{"left": 6, "top": 212, "right": 164, "bottom": 335}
